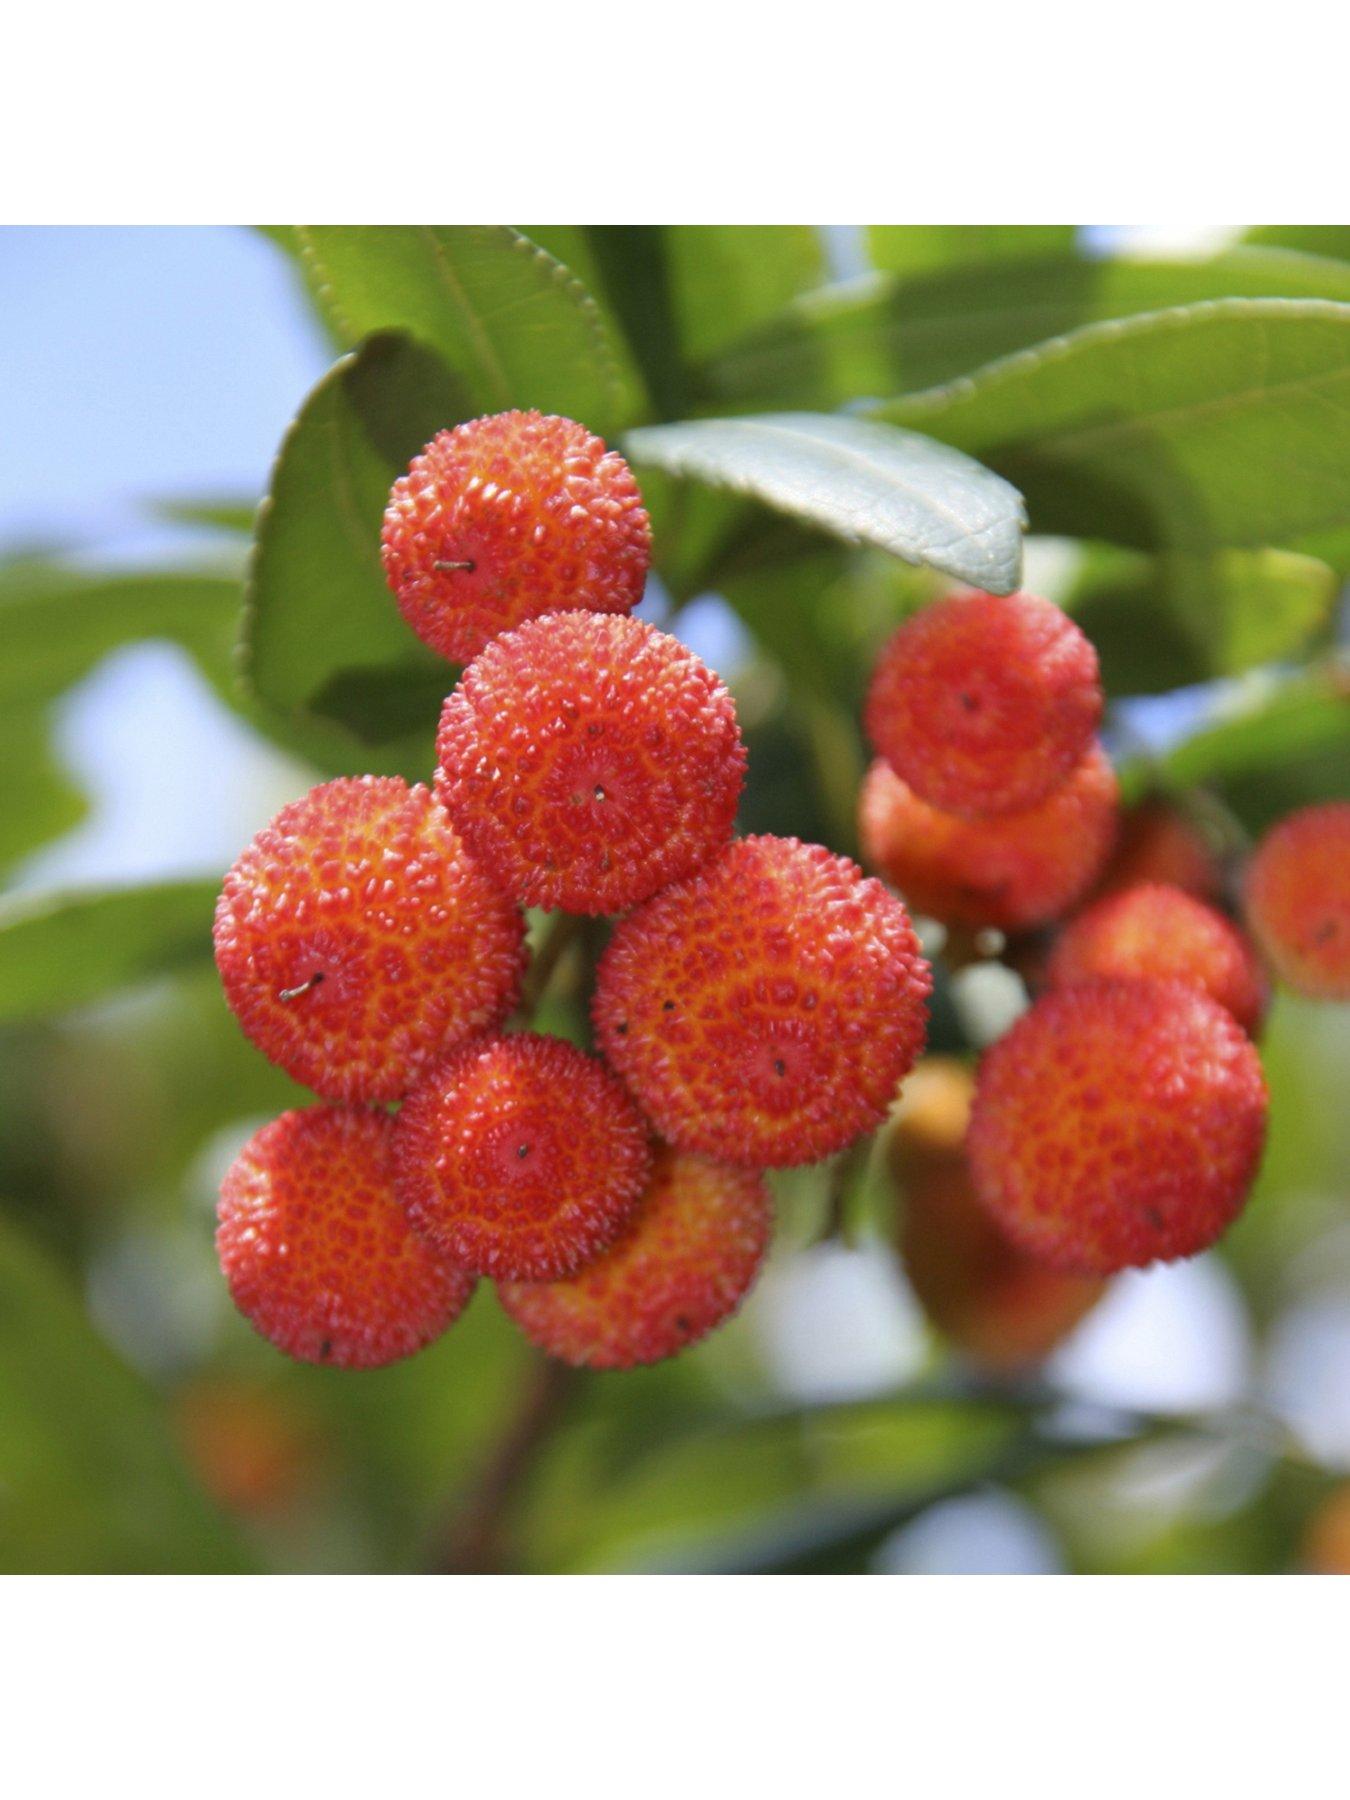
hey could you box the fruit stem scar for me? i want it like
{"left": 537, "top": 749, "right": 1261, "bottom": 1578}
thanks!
{"left": 278, "top": 972, "right": 324, "bottom": 1003}
{"left": 434, "top": 559, "right": 476, "bottom": 573}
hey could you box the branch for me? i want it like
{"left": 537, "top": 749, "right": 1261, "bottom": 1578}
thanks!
{"left": 429, "top": 1353, "right": 581, "bottom": 1574}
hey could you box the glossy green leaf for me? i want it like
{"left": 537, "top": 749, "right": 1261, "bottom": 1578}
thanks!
{"left": 702, "top": 247, "right": 1350, "bottom": 410}
{"left": 0, "top": 1215, "right": 253, "bottom": 1572}
{"left": 0, "top": 881, "right": 218, "bottom": 1025}
{"left": 867, "top": 224, "right": 1077, "bottom": 274}
{"left": 626, "top": 412, "right": 1025, "bottom": 592}
{"left": 280, "top": 225, "right": 639, "bottom": 435}
{"left": 873, "top": 299, "right": 1350, "bottom": 557}
{"left": 243, "top": 332, "right": 466, "bottom": 758}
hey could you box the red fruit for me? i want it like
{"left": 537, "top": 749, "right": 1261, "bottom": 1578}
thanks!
{"left": 891, "top": 1060, "right": 1105, "bottom": 1371}
{"left": 214, "top": 777, "right": 525, "bottom": 1103}
{"left": 435, "top": 612, "right": 745, "bottom": 914}
{"left": 498, "top": 1147, "right": 772, "bottom": 1370}
{"left": 217, "top": 1107, "right": 474, "bottom": 1369}
{"left": 967, "top": 980, "right": 1268, "bottom": 1275}
{"left": 1049, "top": 882, "right": 1268, "bottom": 1034}
{"left": 381, "top": 410, "right": 651, "bottom": 663}
{"left": 593, "top": 835, "right": 931, "bottom": 1169}
{"left": 865, "top": 591, "right": 1102, "bottom": 818}
{"left": 1244, "top": 802, "right": 1350, "bottom": 1001}
{"left": 1095, "top": 796, "right": 1223, "bottom": 903}
{"left": 393, "top": 1033, "right": 652, "bottom": 1281}
{"left": 858, "top": 745, "right": 1119, "bottom": 934}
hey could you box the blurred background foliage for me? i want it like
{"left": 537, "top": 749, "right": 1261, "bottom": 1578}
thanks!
{"left": 1, "top": 224, "right": 1348, "bottom": 1574}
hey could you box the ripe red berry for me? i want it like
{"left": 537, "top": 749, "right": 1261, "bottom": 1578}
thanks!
{"left": 864, "top": 591, "right": 1102, "bottom": 818}
{"left": 1095, "top": 796, "right": 1223, "bottom": 903}
{"left": 381, "top": 410, "right": 651, "bottom": 663}
{"left": 214, "top": 776, "right": 526, "bottom": 1104}
{"left": 217, "top": 1107, "right": 475, "bottom": 1369}
{"left": 393, "top": 1033, "right": 653, "bottom": 1281}
{"left": 1049, "top": 882, "right": 1267, "bottom": 1034}
{"left": 891, "top": 1059, "right": 1105, "bottom": 1371}
{"left": 858, "top": 744, "right": 1119, "bottom": 934}
{"left": 1243, "top": 801, "right": 1350, "bottom": 1001}
{"left": 435, "top": 612, "right": 746, "bottom": 914}
{"left": 593, "top": 835, "right": 931, "bottom": 1168}
{"left": 498, "top": 1146, "right": 772, "bottom": 1370}
{"left": 967, "top": 980, "right": 1268, "bottom": 1275}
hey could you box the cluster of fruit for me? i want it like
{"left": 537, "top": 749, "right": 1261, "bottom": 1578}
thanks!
{"left": 213, "top": 411, "right": 930, "bottom": 1372}
{"left": 212, "top": 407, "right": 1350, "bottom": 1381}
{"left": 859, "top": 587, "right": 1349, "bottom": 1366}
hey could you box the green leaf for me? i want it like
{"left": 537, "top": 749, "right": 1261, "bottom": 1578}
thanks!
{"left": 0, "top": 881, "right": 218, "bottom": 1026}
{"left": 662, "top": 225, "right": 829, "bottom": 364}
{"left": 0, "top": 1214, "right": 254, "bottom": 1572}
{"left": 243, "top": 332, "right": 467, "bottom": 758}
{"left": 525, "top": 1392, "right": 1029, "bottom": 1573}
{"left": 280, "top": 225, "right": 639, "bottom": 435}
{"left": 151, "top": 494, "right": 259, "bottom": 535}
{"left": 0, "top": 564, "right": 360, "bottom": 779}
{"left": 702, "top": 247, "right": 1350, "bottom": 410}
{"left": 522, "top": 227, "right": 827, "bottom": 420}
{"left": 625, "top": 412, "right": 1025, "bottom": 592}
{"left": 1121, "top": 662, "right": 1350, "bottom": 807}
{"left": 0, "top": 568, "right": 241, "bottom": 709}
{"left": 867, "top": 224, "right": 1077, "bottom": 275}
{"left": 0, "top": 707, "right": 87, "bottom": 876}
{"left": 521, "top": 227, "right": 683, "bottom": 419}
{"left": 873, "top": 299, "right": 1350, "bottom": 557}
{"left": 1245, "top": 225, "right": 1350, "bottom": 261}
{"left": 1064, "top": 544, "right": 1339, "bottom": 695}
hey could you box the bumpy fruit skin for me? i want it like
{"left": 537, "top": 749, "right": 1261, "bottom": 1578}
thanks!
{"left": 864, "top": 591, "right": 1102, "bottom": 818}
{"left": 1095, "top": 797, "right": 1223, "bottom": 903}
{"left": 214, "top": 777, "right": 526, "bottom": 1104}
{"left": 1244, "top": 802, "right": 1350, "bottom": 1000}
{"left": 498, "top": 1147, "right": 772, "bottom": 1370}
{"left": 217, "top": 1107, "right": 475, "bottom": 1369}
{"left": 858, "top": 745, "right": 1119, "bottom": 934}
{"left": 393, "top": 1033, "right": 652, "bottom": 1281}
{"left": 381, "top": 411, "right": 651, "bottom": 663}
{"left": 967, "top": 980, "right": 1268, "bottom": 1275}
{"left": 593, "top": 835, "right": 932, "bottom": 1168}
{"left": 1049, "top": 882, "right": 1268, "bottom": 1034}
{"left": 436, "top": 613, "right": 746, "bottom": 914}
{"left": 891, "top": 1060, "right": 1105, "bottom": 1371}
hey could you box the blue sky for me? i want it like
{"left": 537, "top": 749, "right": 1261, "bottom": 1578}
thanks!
{"left": 2, "top": 228, "right": 331, "bottom": 885}
{"left": 1, "top": 227, "right": 328, "bottom": 564}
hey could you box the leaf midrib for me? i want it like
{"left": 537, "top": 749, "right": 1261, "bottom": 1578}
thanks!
{"left": 887, "top": 298, "right": 1350, "bottom": 460}
{"left": 634, "top": 414, "right": 1008, "bottom": 554}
